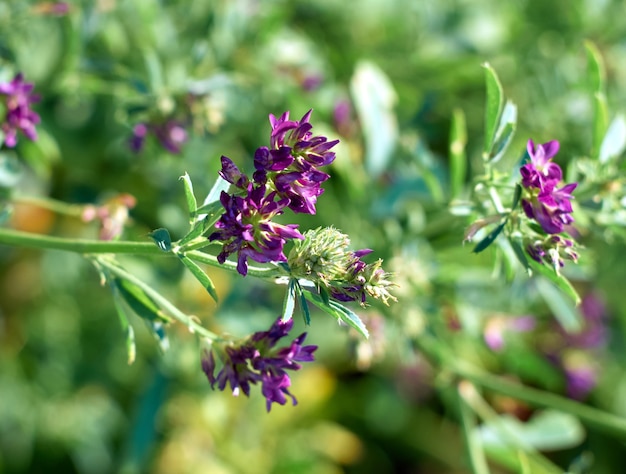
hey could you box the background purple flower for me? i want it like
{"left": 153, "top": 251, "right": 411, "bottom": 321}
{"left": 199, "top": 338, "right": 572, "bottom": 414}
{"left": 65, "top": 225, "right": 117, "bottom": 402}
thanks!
{"left": 0, "top": 73, "right": 40, "bottom": 148}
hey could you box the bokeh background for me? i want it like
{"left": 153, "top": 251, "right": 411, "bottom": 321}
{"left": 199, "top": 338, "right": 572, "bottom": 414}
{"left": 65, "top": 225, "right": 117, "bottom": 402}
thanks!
{"left": 1, "top": 1, "right": 626, "bottom": 473}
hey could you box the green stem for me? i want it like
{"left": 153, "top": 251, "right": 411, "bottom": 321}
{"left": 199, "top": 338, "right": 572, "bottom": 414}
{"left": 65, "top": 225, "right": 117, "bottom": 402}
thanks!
{"left": 96, "top": 257, "right": 218, "bottom": 340}
{"left": 0, "top": 227, "right": 160, "bottom": 254}
{"left": 457, "top": 383, "right": 491, "bottom": 474}
{"left": 456, "top": 365, "right": 626, "bottom": 440}
{"left": 12, "top": 195, "right": 85, "bottom": 217}
{"left": 0, "top": 227, "right": 285, "bottom": 278}
{"left": 414, "top": 333, "right": 626, "bottom": 439}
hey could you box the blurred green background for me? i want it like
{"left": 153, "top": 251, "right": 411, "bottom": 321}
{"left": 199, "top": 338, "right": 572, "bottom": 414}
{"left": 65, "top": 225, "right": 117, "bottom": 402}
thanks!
{"left": 1, "top": 0, "right": 626, "bottom": 473}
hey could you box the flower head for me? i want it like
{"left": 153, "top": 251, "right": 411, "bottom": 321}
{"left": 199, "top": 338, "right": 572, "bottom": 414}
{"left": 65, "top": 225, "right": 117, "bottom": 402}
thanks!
{"left": 0, "top": 73, "right": 40, "bottom": 148}
{"left": 288, "top": 227, "right": 397, "bottom": 306}
{"left": 209, "top": 185, "right": 304, "bottom": 276}
{"left": 519, "top": 139, "right": 578, "bottom": 235}
{"left": 128, "top": 119, "right": 188, "bottom": 154}
{"left": 201, "top": 316, "right": 318, "bottom": 411}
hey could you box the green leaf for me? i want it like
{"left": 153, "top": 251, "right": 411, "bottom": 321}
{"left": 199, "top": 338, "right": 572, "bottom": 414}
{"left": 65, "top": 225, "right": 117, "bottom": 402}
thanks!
{"left": 533, "top": 273, "right": 582, "bottom": 332}
{"left": 487, "top": 101, "right": 517, "bottom": 163}
{"left": 201, "top": 175, "right": 230, "bottom": 211}
{"left": 180, "top": 172, "right": 197, "bottom": 224}
{"left": 193, "top": 200, "right": 226, "bottom": 228}
{"left": 449, "top": 108, "right": 467, "bottom": 199}
{"left": 114, "top": 278, "right": 171, "bottom": 323}
{"left": 178, "top": 254, "right": 218, "bottom": 303}
{"left": 472, "top": 220, "right": 506, "bottom": 254}
{"left": 591, "top": 93, "right": 609, "bottom": 160}
{"left": 509, "top": 236, "right": 530, "bottom": 272}
{"left": 0, "top": 152, "right": 22, "bottom": 188}
{"left": 144, "top": 320, "right": 170, "bottom": 353}
{"left": 304, "top": 291, "right": 369, "bottom": 339}
{"left": 599, "top": 114, "right": 626, "bottom": 163}
{"left": 511, "top": 183, "right": 522, "bottom": 211}
{"left": 177, "top": 216, "right": 210, "bottom": 247}
{"left": 293, "top": 280, "right": 311, "bottom": 325}
{"left": 111, "top": 287, "right": 137, "bottom": 364}
{"left": 585, "top": 40, "right": 606, "bottom": 94}
{"left": 282, "top": 278, "right": 297, "bottom": 322}
{"left": 148, "top": 228, "right": 172, "bottom": 252}
{"left": 483, "top": 63, "right": 504, "bottom": 156}
{"left": 350, "top": 61, "right": 398, "bottom": 178}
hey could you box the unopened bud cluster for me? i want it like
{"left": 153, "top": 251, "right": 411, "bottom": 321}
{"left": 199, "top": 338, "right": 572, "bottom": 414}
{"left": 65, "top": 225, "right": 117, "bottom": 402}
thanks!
{"left": 288, "top": 227, "right": 397, "bottom": 306}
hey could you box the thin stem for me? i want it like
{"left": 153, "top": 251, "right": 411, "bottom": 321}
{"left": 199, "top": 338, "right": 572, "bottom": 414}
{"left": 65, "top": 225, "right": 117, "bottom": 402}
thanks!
{"left": 96, "top": 257, "right": 218, "bottom": 340}
{"left": 11, "top": 194, "right": 85, "bottom": 218}
{"left": 457, "top": 383, "right": 491, "bottom": 474}
{"left": 456, "top": 365, "right": 626, "bottom": 440}
{"left": 0, "top": 227, "right": 285, "bottom": 279}
{"left": 414, "top": 333, "right": 626, "bottom": 440}
{"left": 488, "top": 186, "right": 506, "bottom": 214}
{"left": 0, "top": 227, "right": 160, "bottom": 254}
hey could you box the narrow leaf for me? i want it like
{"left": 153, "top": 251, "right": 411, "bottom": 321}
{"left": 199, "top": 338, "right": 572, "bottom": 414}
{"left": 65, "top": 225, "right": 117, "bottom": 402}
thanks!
{"left": 177, "top": 216, "right": 210, "bottom": 247}
{"left": 599, "top": 114, "right": 626, "bottom": 163}
{"left": 509, "top": 236, "right": 530, "bottom": 272}
{"left": 304, "top": 291, "right": 369, "bottom": 339}
{"left": 592, "top": 92, "right": 609, "bottom": 160}
{"left": 534, "top": 274, "right": 583, "bottom": 332}
{"left": 180, "top": 172, "right": 197, "bottom": 224}
{"left": 114, "top": 278, "right": 171, "bottom": 323}
{"left": 473, "top": 220, "right": 507, "bottom": 254}
{"left": 148, "top": 228, "right": 172, "bottom": 252}
{"left": 111, "top": 288, "right": 137, "bottom": 364}
{"left": 145, "top": 320, "right": 170, "bottom": 353}
{"left": 294, "top": 280, "right": 311, "bottom": 325}
{"left": 585, "top": 40, "right": 606, "bottom": 94}
{"left": 178, "top": 254, "right": 218, "bottom": 303}
{"left": 201, "top": 175, "right": 230, "bottom": 210}
{"left": 483, "top": 63, "right": 504, "bottom": 155}
{"left": 487, "top": 101, "right": 517, "bottom": 164}
{"left": 282, "top": 278, "right": 297, "bottom": 322}
{"left": 350, "top": 61, "right": 398, "bottom": 178}
{"left": 511, "top": 183, "right": 522, "bottom": 211}
{"left": 449, "top": 108, "right": 467, "bottom": 199}
{"left": 528, "top": 259, "right": 582, "bottom": 307}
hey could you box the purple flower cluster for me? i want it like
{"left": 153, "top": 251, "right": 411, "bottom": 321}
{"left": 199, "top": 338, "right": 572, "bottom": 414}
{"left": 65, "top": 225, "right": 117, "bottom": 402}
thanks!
{"left": 129, "top": 120, "right": 188, "bottom": 154}
{"left": 520, "top": 140, "right": 577, "bottom": 235}
{"left": 201, "top": 317, "right": 317, "bottom": 411}
{"left": 211, "top": 110, "right": 339, "bottom": 275}
{"left": 526, "top": 235, "right": 578, "bottom": 270}
{"left": 0, "top": 73, "right": 40, "bottom": 148}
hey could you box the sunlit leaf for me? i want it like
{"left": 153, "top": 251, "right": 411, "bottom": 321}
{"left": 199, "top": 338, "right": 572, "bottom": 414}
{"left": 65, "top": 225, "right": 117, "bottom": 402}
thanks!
{"left": 145, "top": 320, "right": 170, "bottom": 353}
{"left": 472, "top": 220, "right": 506, "bottom": 253}
{"left": 351, "top": 61, "right": 398, "bottom": 178}
{"left": 177, "top": 216, "right": 210, "bottom": 247}
{"left": 295, "top": 280, "right": 311, "bottom": 326}
{"left": 483, "top": 63, "right": 504, "bottom": 156}
{"left": 200, "top": 175, "right": 230, "bottom": 212}
{"left": 487, "top": 101, "right": 517, "bottom": 164}
{"left": 585, "top": 40, "right": 606, "bottom": 94}
{"left": 178, "top": 254, "right": 218, "bottom": 303}
{"left": 449, "top": 108, "right": 467, "bottom": 198}
{"left": 592, "top": 93, "right": 609, "bottom": 160}
{"left": 180, "top": 172, "right": 197, "bottom": 224}
{"left": 599, "top": 114, "right": 626, "bottom": 163}
{"left": 282, "top": 278, "right": 297, "bottom": 322}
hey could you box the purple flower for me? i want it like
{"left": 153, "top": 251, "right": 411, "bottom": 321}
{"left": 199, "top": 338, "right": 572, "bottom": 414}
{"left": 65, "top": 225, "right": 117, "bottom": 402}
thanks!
{"left": 484, "top": 315, "right": 536, "bottom": 352}
{"left": 129, "top": 123, "right": 148, "bottom": 153}
{"left": 519, "top": 139, "right": 577, "bottom": 235}
{"left": 128, "top": 120, "right": 188, "bottom": 154}
{"left": 201, "top": 316, "right": 318, "bottom": 411}
{"left": 209, "top": 185, "right": 304, "bottom": 276}
{"left": 257, "top": 110, "right": 339, "bottom": 214}
{"left": 154, "top": 120, "right": 187, "bottom": 154}
{"left": 0, "top": 73, "right": 41, "bottom": 148}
